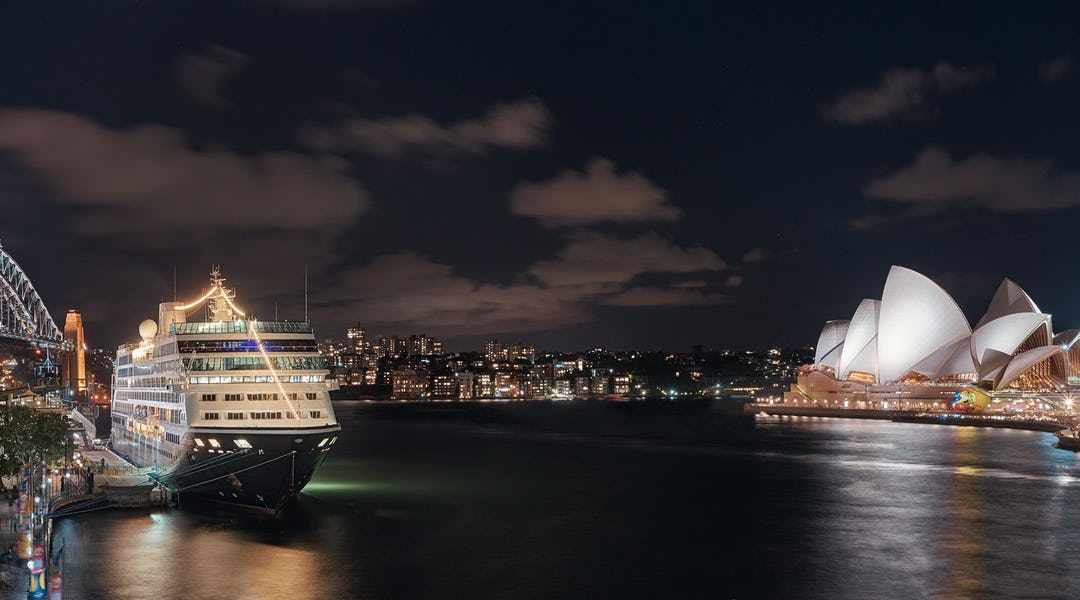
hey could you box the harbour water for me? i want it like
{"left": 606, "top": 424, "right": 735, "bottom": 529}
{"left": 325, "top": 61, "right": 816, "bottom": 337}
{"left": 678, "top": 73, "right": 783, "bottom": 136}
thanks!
{"left": 47, "top": 401, "right": 1080, "bottom": 598}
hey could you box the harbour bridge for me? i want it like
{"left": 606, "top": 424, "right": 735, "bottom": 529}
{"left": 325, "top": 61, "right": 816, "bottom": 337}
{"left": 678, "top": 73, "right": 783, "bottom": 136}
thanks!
{"left": 0, "top": 240, "right": 68, "bottom": 399}
{"left": 0, "top": 240, "right": 63, "bottom": 349}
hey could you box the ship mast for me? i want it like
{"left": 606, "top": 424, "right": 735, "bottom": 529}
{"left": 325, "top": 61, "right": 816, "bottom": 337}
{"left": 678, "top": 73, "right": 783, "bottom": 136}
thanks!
{"left": 206, "top": 265, "right": 241, "bottom": 322}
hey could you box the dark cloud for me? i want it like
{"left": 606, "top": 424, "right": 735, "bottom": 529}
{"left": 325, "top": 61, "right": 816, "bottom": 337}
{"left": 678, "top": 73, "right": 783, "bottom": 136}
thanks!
{"left": 723, "top": 275, "right": 744, "bottom": 287}
{"left": 174, "top": 44, "right": 250, "bottom": 110}
{"left": 509, "top": 158, "right": 682, "bottom": 227}
{"left": 0, "top": 109, "right": 368, "bottom": 244}
{"left": 296, "top": 96, "right": 551, "bottom": 160}
{"left": 325, "top": 251, "right": 610, "bottom": 336}
{"left": 821, "top": 62, "right": 994, "bottom": 125}
{"left": 601, "top": 286, "right": 726, "bottom": 307}
{"left": 319, "top": 232, "right": 729, "bottom": 337}
{"left": 740, "top": 247, "right": 767, "bottom": 263}
{"left": 527, "top": 232, "right": 726, "bottom": 286}
{"left": 1039, "top": 55, "right": 1073, "bottom": 84}
{"left": 863, "top": 145, "right": 1080, "bottom": 214}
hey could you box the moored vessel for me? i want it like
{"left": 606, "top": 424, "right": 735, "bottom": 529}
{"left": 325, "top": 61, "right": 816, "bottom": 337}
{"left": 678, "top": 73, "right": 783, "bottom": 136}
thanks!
{"left": 110, "top": 267, "right": 340, "bottom": 512}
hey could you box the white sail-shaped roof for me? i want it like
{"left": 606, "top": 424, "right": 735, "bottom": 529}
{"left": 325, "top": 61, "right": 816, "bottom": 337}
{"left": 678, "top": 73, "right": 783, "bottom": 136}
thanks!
{"left": 909, "top": 336, "right": 975, "bottom": 379}
{"left": 838, "top": 299, "right": 880, "bottom": 381}
{"left": 974, "top": 278, "right": 1041, "bottom": 330}
{"left": 970, "top": 312, "right": 1051, "bottom": 381}
{"left": 1053, "top": 329, "right": 1080, "bottom": 349}
{"left": 815, "top": 320, "right": 849, "bottom": 367}
{"left": 819, "top": 342, "right": 844, "bottom": 371}
{"left": 878, "top": 266, "right": 972, "bottom": 383}
{"left": 996, "top": 345, "right": 1064, "bottom": 390}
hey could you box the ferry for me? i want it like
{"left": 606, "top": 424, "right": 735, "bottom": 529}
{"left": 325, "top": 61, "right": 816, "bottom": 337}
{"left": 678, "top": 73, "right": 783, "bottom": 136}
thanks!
{"left": 110, "top": 267, "right": 340, "bottom": 512}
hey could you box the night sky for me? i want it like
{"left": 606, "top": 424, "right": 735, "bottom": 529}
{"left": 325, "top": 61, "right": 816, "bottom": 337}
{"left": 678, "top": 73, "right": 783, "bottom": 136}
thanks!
{"left": 2, "top": 2, "right": 1079, "bottom": 352}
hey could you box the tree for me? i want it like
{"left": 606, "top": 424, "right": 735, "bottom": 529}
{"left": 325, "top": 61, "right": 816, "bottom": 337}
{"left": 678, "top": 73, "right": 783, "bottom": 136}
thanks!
{"left": 0, "top": 405, "right": 71, "bottom": 483}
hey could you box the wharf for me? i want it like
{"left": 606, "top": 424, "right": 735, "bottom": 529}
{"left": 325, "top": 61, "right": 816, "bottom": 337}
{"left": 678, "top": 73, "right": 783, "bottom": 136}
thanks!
{"left": 746, "top": 404, "right": 1067, "bottom": 433}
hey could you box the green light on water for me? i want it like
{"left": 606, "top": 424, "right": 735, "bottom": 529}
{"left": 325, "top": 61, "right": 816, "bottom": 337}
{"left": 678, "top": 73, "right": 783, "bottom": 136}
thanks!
{"left": 304, "top": 479, "right": 418, "bottom": 495}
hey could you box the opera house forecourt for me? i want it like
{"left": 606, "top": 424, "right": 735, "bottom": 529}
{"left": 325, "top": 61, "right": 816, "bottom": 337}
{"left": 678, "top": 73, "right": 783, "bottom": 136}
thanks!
{"left": 781, "top": 266, "right": 1080, "bottom": 413}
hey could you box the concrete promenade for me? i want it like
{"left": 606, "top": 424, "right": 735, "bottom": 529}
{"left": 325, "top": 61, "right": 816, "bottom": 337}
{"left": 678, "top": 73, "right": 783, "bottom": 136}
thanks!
{"left": 0, "top": 497, "right": 29, "bottom": 598}
{"left": 746, "top": 403, "right": 1068, "bottom": 434}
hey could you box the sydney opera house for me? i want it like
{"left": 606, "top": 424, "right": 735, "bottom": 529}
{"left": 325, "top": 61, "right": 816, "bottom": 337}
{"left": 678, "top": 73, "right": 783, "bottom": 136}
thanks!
{"left": 783, "top": 266, "right": 1079, "bottom": 411}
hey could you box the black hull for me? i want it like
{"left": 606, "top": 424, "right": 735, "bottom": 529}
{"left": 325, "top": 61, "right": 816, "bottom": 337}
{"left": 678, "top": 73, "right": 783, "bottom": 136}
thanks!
{"left": 150, "top": 425, "right": 341, "bottom": 513}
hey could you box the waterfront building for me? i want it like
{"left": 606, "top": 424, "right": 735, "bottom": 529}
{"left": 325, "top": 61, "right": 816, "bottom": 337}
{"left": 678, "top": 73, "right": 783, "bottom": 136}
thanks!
{"left": 458, "top": 370, "right": 475, "bottom": 399}
{"left": 789, "top": 266, "right": 1080, "bottom": 409}
{"left": 391, "top": 367, "right": 428, "bottom": 399}
{"left": 613, "top": 374, "right": 631, "bottom": 395}
{"left": 474, "top": 372, "right": 494, "bottom": 398}
{"left": 431, "top": 373, "right": 457, "bottom": 399}
{"left": 573, "top": 375, "right": 591, "bottom": 397}
{"left": 554, "top": 379, "right": 572, "bottom": 398}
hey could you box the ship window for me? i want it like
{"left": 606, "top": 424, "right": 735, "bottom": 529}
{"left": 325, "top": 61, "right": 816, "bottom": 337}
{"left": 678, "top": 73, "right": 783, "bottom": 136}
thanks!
{"left": 234, "top": 439, "right": 252, "bottom": 449}
{"left": 329, "top": 437, "right": 338, "bottom": 445}
{"left": 204, "top": 412, "right": 220, "bottom": 420}
{"left": 201, "top": 394, "right": 216, "bottom": 402}
{"left": 208, "top": 439, "right": 221, "bottom": 448}
{"left": 194, "top": 438, "right": 205, "bottom": 447}
{"left": 305, "top": 393, "right": 318, "bottom": 400}
{"left": 226, "top": 412, "right": 245, "bottom": 420}
{"left": 309, "top": 410, "right": 322, "bottom": 419}
{"left": 317, "top": 437, "right": 329, "bottom": 447}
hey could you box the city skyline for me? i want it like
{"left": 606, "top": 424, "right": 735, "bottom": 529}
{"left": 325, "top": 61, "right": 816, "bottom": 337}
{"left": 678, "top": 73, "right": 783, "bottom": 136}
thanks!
{"left": 3, "top": 3, "right": 1080, "bottom": 351}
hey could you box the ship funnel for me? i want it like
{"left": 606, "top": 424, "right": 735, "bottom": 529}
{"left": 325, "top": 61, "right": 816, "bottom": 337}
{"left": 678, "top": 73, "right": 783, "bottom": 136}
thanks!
{"left": 158, "top": 301, "right": 187, "bottom": 335}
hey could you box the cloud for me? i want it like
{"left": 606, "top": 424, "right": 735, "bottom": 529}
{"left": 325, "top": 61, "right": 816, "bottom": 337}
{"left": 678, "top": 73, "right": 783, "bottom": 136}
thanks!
{"left": 296, "top": 96, "right": 551, "bottom": 159}
{"left": 740, "top": 247, "right": 767, "bottom": 263}
{"left": 325, "top": 239, "right": 728, "bottom": 336}
{"left": 602, "top": 286, "right": 726, "bottom": 307}
{"left": 0, "top": 109, "right": 368, "bottom": 241}
{"left": 863, "top": 145, "right": 1080, "bottom": 214}
{"left": 509, "top": 158, "right": 682, "bottom": 227}
{"left": 174, "top": 44, "right": 250, "bottom": 110}
{"left": 723, "top": 275, "right": 744, "bottom": 287}
{"left": 1039, "top": 55, "right": 1073, "bottom": 84}
{"left": 821, "top": 61, "right": 994, "bottom": 124}
{"left": 528, "top": 232, "right": 726, "bottom": 286}
{"left": 325, "top": 252, "right": 611, "bottom": 336}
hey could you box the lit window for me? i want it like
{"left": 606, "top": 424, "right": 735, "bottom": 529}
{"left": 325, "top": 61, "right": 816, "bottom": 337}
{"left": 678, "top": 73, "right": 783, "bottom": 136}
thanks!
{"left": 208, "top": 439, "right": 221, "bottom": 448}
{"left": 317, "top": 438, "right": 329, "bottom": 447}
{"left": 329, "top": 436, "right": 338, "bottom": 445}
{"left": 194, "top": 438, "right": 205, "bottom": 447}
{"left": 234, "top": 439, "right": 252, "bottom": 449}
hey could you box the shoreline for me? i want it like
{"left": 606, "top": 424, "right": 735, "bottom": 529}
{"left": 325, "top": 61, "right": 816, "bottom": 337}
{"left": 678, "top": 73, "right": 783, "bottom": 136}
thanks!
{"left": 745, "top": 404, "right": 1067, "bottom": 434}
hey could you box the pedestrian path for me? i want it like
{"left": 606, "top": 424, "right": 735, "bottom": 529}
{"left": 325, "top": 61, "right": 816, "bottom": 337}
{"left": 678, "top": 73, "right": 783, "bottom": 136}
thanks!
{"left": 0, "top": 495, "right": 29, "bottom": 598}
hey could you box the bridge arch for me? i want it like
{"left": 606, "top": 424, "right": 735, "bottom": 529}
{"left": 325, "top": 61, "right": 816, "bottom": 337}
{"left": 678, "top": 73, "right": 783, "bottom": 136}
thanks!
{"left": 0, "top": 240, "right": 62, "bottom": 344}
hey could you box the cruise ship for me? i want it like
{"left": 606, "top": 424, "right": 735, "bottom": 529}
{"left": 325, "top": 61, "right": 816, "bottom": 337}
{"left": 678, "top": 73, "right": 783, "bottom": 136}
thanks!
{"left": 111, "top": 267, "right": 341, "bottom": 512}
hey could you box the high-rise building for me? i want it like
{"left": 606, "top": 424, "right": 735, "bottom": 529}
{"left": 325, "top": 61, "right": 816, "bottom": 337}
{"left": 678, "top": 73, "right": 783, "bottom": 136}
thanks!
{"left": 346, "top": 324, "right": 365, "bottom": 354}
{"left": 388, "top": 336, "right": 406, "bottom": 356}
{"left": 62, "top": 309, "right": 87, "bottom": 395}
{"left": 485, "top": 338, "right": 506, "bottom": 362}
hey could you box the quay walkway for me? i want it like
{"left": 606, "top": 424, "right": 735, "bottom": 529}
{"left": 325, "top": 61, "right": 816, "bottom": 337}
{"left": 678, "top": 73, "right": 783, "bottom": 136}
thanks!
{"left": 0, "top": 497, "right": 29, "bottom": 598}
{"left": 746, "top": 403, "right": 1072, "bottom": 443}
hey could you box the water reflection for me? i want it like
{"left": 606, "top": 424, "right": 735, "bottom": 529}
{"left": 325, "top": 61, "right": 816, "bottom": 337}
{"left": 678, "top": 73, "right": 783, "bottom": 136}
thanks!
{"left": 48, "top": 404, "right": 1080, "bottom": 599}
